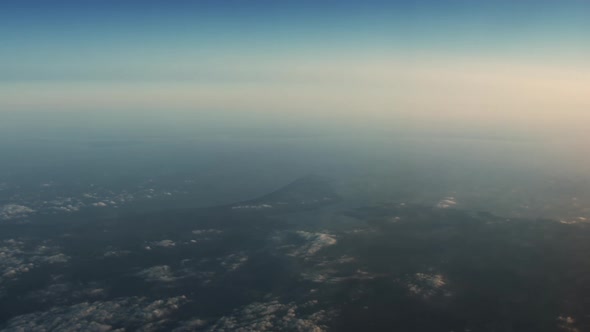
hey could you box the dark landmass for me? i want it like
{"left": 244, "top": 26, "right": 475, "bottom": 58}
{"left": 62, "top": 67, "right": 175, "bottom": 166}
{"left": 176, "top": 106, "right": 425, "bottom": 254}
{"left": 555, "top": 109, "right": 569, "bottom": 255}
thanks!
{"left": 0, "top": 177, "right": 588, "bottom": 331}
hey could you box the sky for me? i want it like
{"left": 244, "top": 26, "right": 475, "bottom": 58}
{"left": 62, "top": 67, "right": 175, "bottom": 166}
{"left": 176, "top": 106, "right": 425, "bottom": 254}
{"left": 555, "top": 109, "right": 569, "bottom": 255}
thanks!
{"left": 1, "top": 0, "right": 589, "bottom": 139}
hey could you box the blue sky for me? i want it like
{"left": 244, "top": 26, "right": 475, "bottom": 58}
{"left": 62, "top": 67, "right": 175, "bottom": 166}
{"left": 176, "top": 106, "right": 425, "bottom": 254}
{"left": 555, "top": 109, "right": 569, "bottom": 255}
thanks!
{"left": 2, "top": 0, "right": 588, "bottom": 81}
{"left": 1, "top": 0, "right": 588, "bottom": 140}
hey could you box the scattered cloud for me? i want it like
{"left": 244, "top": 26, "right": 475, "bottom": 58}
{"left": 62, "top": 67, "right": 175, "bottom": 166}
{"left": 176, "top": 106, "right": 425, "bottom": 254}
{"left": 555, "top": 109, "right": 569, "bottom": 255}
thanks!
{"left": 103, "top": 249, "right": 132, "bottom": 258}
{"left": 172, "top": 318, "right": 208, "bottom": 331}
{"left": 192, "top": 229, "right": 223, "bottom": 236}
{"left": 0, "top": 182, "right": 188, "bottom": 222}
{"left": 25, "top": 282, "right": 106, "bottom": 305}
{"left": 0, "top": 204, "right": 35, "bottom": 220}
{"left": 206, "top": 299, "right": 333, "bottom": 332}
{"left": 290, "top": 231, "right": 337, "bottom": 258}
{"left": 3, "top": 295, "right": 188, "bottom": 332}
{"left": 153, "top": 240, "right": 176, "bottom": 248}
{"left": 559, "top": 217, "right": 589, "bottom": 225}
{"left": 558, "top": 315, "right": 579, "bottom": 332}
{"left": 436, "top": 197, "right": 458, "bottom": 209}
{"left": 137, "top": 265, "right": 177, "bottom": 283}
{"left": 316, "top": 255, "right": 356, "bottom": 267}
{"left": 302, "top": 267, "right": 381, "bottom": 284}
{"left": 404, "top": 272, "right": 450, "bottom": 299}
{"left": 232, "top": 204, "right": 273, "bottom": 210}
{"left": 219, "top": 252, "right": 249, "bottom": 272}
{"left": 0, "top": 238, "right": 70, "bottom": 289}
{"left": 190, "top": 229, "right": 224, "bottom": 243}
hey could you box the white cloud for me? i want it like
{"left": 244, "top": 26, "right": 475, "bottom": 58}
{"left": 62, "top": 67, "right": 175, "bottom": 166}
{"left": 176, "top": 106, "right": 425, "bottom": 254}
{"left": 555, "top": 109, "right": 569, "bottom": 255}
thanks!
{"left": 191, "top": 229, "right": 223, "bottom": 243}
{"left": 559, "top": 217, "right": 589, "bottom": 225}
{"left": 153, "top": 240, "right": 176, "bottom": 248}
{"left": 436, "top": 197, "right": 457, "bottom": 209}
{"left": 290, "top": 231, "right": 337, "bottom": 258}
{"left": 103, "top": 249, "right": 131, "bottom": 258}
{"left": 52, "top": 204, "right": 81, "bottom": 213}
{"left": 1, "top": 204, "right": 35, "bottom": 220}
{"left": 41, "top": 253, "right": 70, "bottom": 264}
{"left": 137, "top": 265, "right": 176, "bottom": 283}
{"left": 404, "top": 272, "right": 450, "bottom": 299}
{"left": 192, "top": 229, "right": 223, "bottom": 235}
